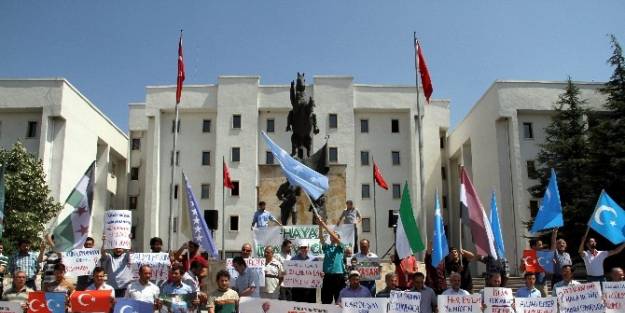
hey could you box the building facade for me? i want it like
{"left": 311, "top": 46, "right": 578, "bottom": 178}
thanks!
{"left": 0, "top": 78, "right": 129, "bottom": 238}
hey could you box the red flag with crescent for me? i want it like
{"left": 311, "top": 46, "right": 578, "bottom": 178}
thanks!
{"left": 223, "top": 160, "right": 234, "bottom": 190}
{"left": 373, "top": 161, "right": 388, "bottom": 190}
{"left": 176, "top": 33, "right": 185, "bottom": 104}
{"left": 27, "top": 292, "right": 50, "bottom": 313}
{"left": 69, "top": 290, "right": 112, "bottom": 312}
{"left": 522, "top": 249, "right": 544, "bottom": 273}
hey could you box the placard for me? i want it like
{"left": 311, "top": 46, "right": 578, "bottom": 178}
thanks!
{"left": 389, "top": 290, "right": 420, "bottom": 313}
{"left": 253, "top": 224, "right": 354, "bottom": 258}
{"left": 341, "top": 297, "right": 388, "bottom": 313}
{"left": 0, "top": 301, "right": 25, "bottom": 313}
{"left": 438, "top": 294, "right": 482, "bottom": 313}
{"left": 61, "top": 248, "right": 101, "bottom": 277}
{"left": 483, "top": 287, "right": 513, "bottom": 313}
{"left": 603, "top": 281, "right": 625, "bottom": 313}
{"left": 104, "top": 210, "right": 132, "bottom": 249}
{"left": 514, "top": 297, "right": 557, "bottom": 313}
{"left": 226, "top": 258, "right": 265, "bottom": 287}
{"left": 555, "top": 282, "right": 604, "bottom": 313}
{"left": 356, "top": 260, "right": 381, "bottom": 281}
{"left": 282, "top": 260, "right": 323, "bottom": 288}
{"left": 239, "top": 297, "right": 341, "bottom": 313}
{"left": 129, "top": 253, "right": 170, "bottom": 282}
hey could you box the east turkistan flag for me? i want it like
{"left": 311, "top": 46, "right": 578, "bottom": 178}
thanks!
{"left": 396, "top": 182, "right": 424, "bottom": 259}
{"left": 51, "top": 162, "right": 95, "bottom": 252}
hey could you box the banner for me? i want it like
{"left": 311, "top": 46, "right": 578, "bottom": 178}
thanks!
{"left": 482, "top": 287, "right": 513, "bottom": 313}
{"left": 103, "top": 210, "right": 132, "bottom": 249}
{"left": 61, "top": 248, "right": 101, "bottom": 277}
{"left": 438, "top": 294, "right": 482, "bottom": 313}
{"left": 253, "top": 225, "right": 354, "bottom": 257}
{"left": 341, "top": 297, "right": 388, "bottom": 313}
{"left": 239, "top": 297, "right": 341, "bottom": 313}
{"left": 0, "top": 302, "right": 23, "bottom": 313}
{"left": 129, "top": 253, "right": 170, "bottom": 282}
{"left": 389, "top": 290, "right": 420, "bottom": 313}
{"left": 514, "top": 297, "right": 557, "bottom": 313}
{"left": 282, "top": 260, "right": 323, "bottom": 288}
{"left": 555, "top": 282, "right": 604, "bottom": 313}
{"left": 603, "top": 281, "right": 625, "bottom": 313}
{"left": 355, "top": 260, "right": 381, "bottom": 281}
{"left": 226, "top": 258, "right": 265, "bottom": 287}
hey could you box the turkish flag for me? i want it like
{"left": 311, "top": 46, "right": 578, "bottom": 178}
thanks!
{"left": 176, "top": 33, "right": 185, "bottom": 104}
{"left": 28, "top": 292, "right": 50, "bottom": 313}
{"left": 70, "top": 290, "right": 113, "bottom": 313}
{"left": 373, "top": 161, "right": 388, "bottom": 190}
{"left": 416, "top": 41, "right": 433, "bottom": 103}
{"left": 522, "top": 249, "right": 544, "bottom": 273}
{"left": 223, "top": 160, "right": 234, "bottom": 190}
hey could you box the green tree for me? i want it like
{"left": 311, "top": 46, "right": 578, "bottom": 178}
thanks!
{"left": 0, "top": 142, "right": 62, "bottom": 253}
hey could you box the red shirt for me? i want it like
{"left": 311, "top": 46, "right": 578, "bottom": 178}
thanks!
{"left": 396, "top": 255, "right": 418, "bottom": 289}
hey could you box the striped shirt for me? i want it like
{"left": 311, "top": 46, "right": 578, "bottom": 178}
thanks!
{"left": 0, "top": 254, "right": 9, "bottom": 279}
{"left": 8, "top": 252, "right": 39, "bottom": 280}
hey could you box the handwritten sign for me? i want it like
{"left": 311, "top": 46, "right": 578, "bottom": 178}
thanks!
{"left": 603, "top": 281, "right": 625, "bottom": 313}
{"left": 104, "top": 210, "right": 132, "bottom": 249}
{"left": 341, "top": 297, "right": 388, "bottom": 313}
{"left": 130, "top": 253, "right": 170, "bottom": 282}
{"left": 389, "top": 290, "right": 421, "bottom": 313}
{"left": 253, "top": 224, "right": 354, "bottom": 257}
{"left": 239, "top": 297, "right": 341, "bottom": 313}
{"left": 282, "top": 260, "right": 323, "bottom": 288}
{"left": 483, "top": 287, "right": 513, "bottom": 313}
{"left": 62, "top": 248, "right": 100, "bottom": 277}
{"left": 226, "top": 258, "right": 265, "bottom": 287}
{"left": 438, "top": 294, "right": 482, "bottom": 313}
{"left": 555, "top": 282, "right": 604, "bottom": 313}
{"left": 514, "top": 297, "right": 556, "bottom": 313}
{"left": 356, "top": 260, "right": 381, "bottom": 281}
{"left": 0, "top": 301, "right": 24, "bottom": 313}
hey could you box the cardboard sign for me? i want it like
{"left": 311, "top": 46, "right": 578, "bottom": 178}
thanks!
{"left": 389, "top": 290, "right": 421, "bottom": 313}
{"left": 0, "top": 301, "right": 26, "bottom": 313}
{"left": 603, "top": 281, "right": 625, "bottom": 313}
{"left": 226, "top": 258, "right": 265, "bottom": 287}
{"left": 354, "top": 260, "right": 381, "bottom": 281}
{"left": 282, "top": 260, "right": 323, "bottom": 288}
{"left": 239, "top": 297, "right": 341, "bottom": 313}
{"left": 483, "top": 287, "right": 513, "bottom": 313}
{"left": 341, "top": 297, "right": 388, "bottom": 313}
{"left": 253, "top": 225, "right": 354, "bottom": 258}
{"left": 522, "top": 249, "right": 543, "bottom": 273}
{"left": 514, "top": 297, "right": 557, "bottom": 313}
{"left": 555, "top": 282, "right": 605, "bottom": 313}
{"left": 61, "top": 248, "right": 100, "bottom": 277}
{"left": 129, "top": 253, "right": 170, "bottom": 282}
{"left": 104, "top": 210, "right": 132, "bottom": 249}
{"left": 438, "top": 294, "right": 482, "bottom": 313}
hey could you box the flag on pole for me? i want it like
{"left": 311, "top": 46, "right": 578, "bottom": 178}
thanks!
{"left": 431, "top": 191, "right": 449, "bottom": 267}
{"left": 180, "top": 173, "right": 219, "bottom": 258}
{"left": 223, "top": 159, "right": 234, "bottom": 190}
{"left": 460, "top": 167, "right": 497, "bottom": 258}
{"left": 588, "top": 190, "right": 625, "bottom": 245}
{"left": 396, "top": 182, "right": 425, "bottom": 259}
{"left": 261, "top": 131, "right": 329, "bottom": 200}
{"left": 176, "top": 32, "right": 185, "bottom": 104}
{"left": 373, "top": 161, "right": 388, "bottom": 190}
{"left": 489, "top": 191, "right": 506, "bottom": 259}
{"left": 51, "top": 162, "right": 95, "bottom": 252}
{"left": 530, "top": 168, "right": 563, "bottom": 233}
{"left": 415, "top": 40, "right": 433, "bottom": 103}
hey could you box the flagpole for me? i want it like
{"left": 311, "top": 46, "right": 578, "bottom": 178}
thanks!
{"left": 413, "top": 32, "right": 427, "bottom": 247}
{"left": 222, "top": 156, "right": 226, "bottom": 260}
{"left": 168, "top": 30, "right": 183, "bottom": 251}
{"left": 458, "top": 165, "right": 463, "bottom": 251}
{"left": 371, "top": 155, "right": 379, "bottom": 253}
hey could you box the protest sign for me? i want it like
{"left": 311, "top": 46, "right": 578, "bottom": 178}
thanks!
{"left": 354, "top": 259, "right": 381, "bottom": 281}
{"left": 129, "top": 253, "right": 170, "bottom": 282}
{"left": 555, "top": 282, "right": 604, "bottom": 313}
{"left": 603, "top": 281, "right": 625, "bottom": 313}
{"left": 483, "top": 287, "right": 513, "bottom": 313}
{"left": 389, "top": 290, "right": 420, "bottom": 313}
{"left": 253, "top": 224, "right": 354, "bottom": 258}
{"left": 514, "top": 297, "right": 557, "bottom": 313}
{"left": 438, "top": 294, "right": 482, "bottom": 313}
{"left": 282, "top": 260, "right": 323, "bottom": 288}
{"left": 103, "top": 210, "right": 131, "bottom": 249}
{"left": 341, "top": 297, "right": 388, "bottom": 313}
{"left": 226, "top": 258, "right": 265, "bottom": 287}
{"left": 239, "top": 297, "right": 341, "bottom": 313}
{"left": 61, "top": 248, "right": 100, "bottom": 277}
{"left": 0, "top": 301, "right": 25, "bottom": 313}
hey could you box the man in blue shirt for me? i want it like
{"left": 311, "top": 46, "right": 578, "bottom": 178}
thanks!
{"left": 338, "top": 271, "right": 370, "bottom": 303}
{"left": 289, "top": 244, "right": 316, "bottom": 303}
{"left": 8, "top": 239, "right": 40, "bottom": 290}
{"left": 317, "top": 214, "right": 346, "bottom": 304}
{"left": 516, "top": 272, "right": 542, "bottom": 298}
{"left": 251, "top": 202, "right": 282, "bottom": 230}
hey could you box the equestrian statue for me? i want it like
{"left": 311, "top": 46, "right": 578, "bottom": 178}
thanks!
{"left": 286, "top": 72, "right": 319, "bottom": 158}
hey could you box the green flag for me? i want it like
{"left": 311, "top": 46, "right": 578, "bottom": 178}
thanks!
{"left": 395, "top": 182, "right": 424, "bottom": 258}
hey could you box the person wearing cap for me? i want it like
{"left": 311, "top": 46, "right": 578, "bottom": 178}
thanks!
{"left": 289, "top": 244, "right": 315, "bottom": 303}
{"left": 338, "top": 271, "right": 371, "bottom": 303}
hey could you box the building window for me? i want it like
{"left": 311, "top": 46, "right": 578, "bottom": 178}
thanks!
{"left": 360, "top": 119, "right": 369, "bottom": 133}
{"left": 362, "top": 217, "right": 371, "bottom": 233}
{"left": 232, "top": 114, "right": 241, "bottom": 129}
{"left": 392, "top": 184, "right": 401, "bottom": 199}
{"left": 26, "top": 121, "right": 38, "bottom": 138}
{"left": 266, "top": 119, "right": 275, "bottom": 133}
{"left": 130, "top": 167, "right": 139, "bottom": 180}
{"left": 173, "top": 217, "right": 178, "bottom": 233}
{"left": 128, "top": 196, "right": 137, "bottom": 210}
{"left": 202, "top": 119, "right": 211, "bottom": 133}
{"left": 391, "top": 119, "right": 399, "bottom": 133}
{"left": 131, "top": 138, "right": 141, "bottom": 150}
{"left": 174, "top": 184, "right": 179, "bottom": 199}
{"left": 440, "top": 136, "right": 445, "bottom": 149}
{"left": 441, "top": 166, "right": 447, "bottom": 180}
{"left": 231, "top": 181, "right": 240, "bottom": 196}
{"left": 360, "top": 151, "right": 370, "bottom": 166}
{"left": 527, "top": 160, "right": 537, "bottom": 178}
{"left": 391, "top": 151, "right": 400, "bottom": 165}
{"left": 171, "top": 151, "right": 180, "bottom": 166}
{"left": 523, "top": 122, "right": 534, "bottom": 139}
{"left": 171, "top": 120, "right": 181, "bottom": 133}
{"left": 266, "top": 151, "right": 274, "bottom": 165}
{"left": 329, "top": 147, "right": 338, "bottom": 163}
{"left": 229, "top": 215, "right": 239, "bottom": 232}
{"left": 329, "top": 114, "right": 338, "bottom": 129}
{"left": 202, "top": 151, "right": 211, "bottom": 166}
{"left": 201, "top": 184, "right": 210, "bottom": 199}
{"left": 231, "top": 147, "right": 240, "bottom": 162}
{"left": 361, "top": 184, "right": 370, "bottom": 199}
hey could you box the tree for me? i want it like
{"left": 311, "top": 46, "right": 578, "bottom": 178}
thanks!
{"left": 0, "top": 142, "right": 62, "bottom": 253}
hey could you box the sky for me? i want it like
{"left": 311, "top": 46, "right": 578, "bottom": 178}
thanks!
{"left": 2, "top": 1, "right": 625, "bottom": 131}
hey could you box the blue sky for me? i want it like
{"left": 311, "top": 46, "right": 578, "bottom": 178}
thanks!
{"left": 1, "top": 1, "right": 624, "bottom": 131}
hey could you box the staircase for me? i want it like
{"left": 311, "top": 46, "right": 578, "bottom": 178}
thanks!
{"left": 471, "top": 276, "right": 551, "bottom": 295}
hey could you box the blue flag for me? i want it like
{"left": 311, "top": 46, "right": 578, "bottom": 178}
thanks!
{"left": 536, "top": 250, "right": 554, "bottom": 274}
{"left": 45, "top": 292, "right": 67, "bottom": 313}
{"left": 181, "top": 173, "right": 219, "bottom": 258}
{"left": 530, "top": 168, "right": 563, "bottom": 233}
{"left": 431, "top": 191, "right": 449, "bottom": 267}
{"left": 489, "top": 191, "right": 506, "bottom": 259}
{"left": 261, "top": 131, "right": 329, "bottom": 200}
{"left": 588, "top": 190, "right": 625, "bottom": 245}
{"left": 114, "top": 298, "right": 154, "bottom": 313}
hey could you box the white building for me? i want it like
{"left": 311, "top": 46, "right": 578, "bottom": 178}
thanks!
{"left": 446, "top": 80, "right": 606, "bottom": 274}
{"left": 0, "top": 78, "right": 129, "bottom": 238}
{"left": 128, "top": 75, "right": 451, "bottom": 254}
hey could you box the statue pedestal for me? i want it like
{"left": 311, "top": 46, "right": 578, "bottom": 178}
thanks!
{"left": 258, "top": 164, "right": 346, "bottom": 225}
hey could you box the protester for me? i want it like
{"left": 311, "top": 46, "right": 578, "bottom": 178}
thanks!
{"left": 240, "top": 243, "right": 253, "bottom": 258}
{"left": 317, "top": 214, "right": 346, "bottom": 304}
{"left": 251, "top": 201, "right": 282, "bottom": 229}
{"left": 519, "top": 239, "right": 546, "bottom": 295}
{"left": 175, "top": 241, "right": 208, "bottom": 272}
{"left": 150, "top": 237, "right": 164, "bottom": 253}
{"left": 290, "top": 244, "right": 316, "bottom": 303}
{"left": 45, "top": 263, "right": 75, "bottom": 294}
{"left": 442, "top": 272, "right": 470, "bottom": 296}
{"left": 353, "top": 239, "right": 379, "bottom": 295}
{"left": 424, "top": 241, "right": 447, "bottom": 294}
{"left": 578, "top": 228, "right": 625, "bottom": 282}
{"left": 550, "top": 229, "right": 571, "bottom": 287}
{"left": 392, "top": 252, "right": 418, "bottom": 290}
{"left": 125, "top": 265, "right": 161, "bottom": 308}
{"left": 479, "top": 272, "right": 503, "bottom": 297}
{"left": 261, "top": 246, "right": 283, "bottom": 299}
{"left": 87, "top": 267, "right": 114, "bottom": 291}
{"left": 409, "top": 272, "right": 437, "bottom": 313}
{"left": 162, "top": 264, "right": 199, "bottom": 312}
{"left": 338, "top": 271, "right": 370, "bottom": 303}
{"left": 76, "top": 236, "right": 95, "bottom": 291}
{"left": 375, "top": 273, "right": 400, "bottom": 297}
{"left": 552, "top": 265, "right": 580, "bottom": 296}
{"left": 183, "top": 259, "right": 209, "bottom": 307}
{"left": 336, "top": 200, "right": 361, "bottom": 253}
{"left": 8, "top": 239, "right": 40, "bottom": 290}
{"left": 609, "top": 267, "right": 624, "bottom": 282}
{"left": 276, "top": 240, "right": 292, "bottom": 301}
{"left": 0, "top": 244, "right": 7, "bottom": 296}
{"left": 516, "top": 272, "right": 542, "bottom": 298}
{"left": 479, "top": 254, "right": 509, "bottom": 287}
{"left": 444, "top": 247, "right": 473, "bottom": 292}
{"left": 100, "top": 235, "right": 132, "bottom": 297}
{"left": 208, "top": 270, "right": 239, "bottom": 313}
{"left": 40, "top": 236, "right": 62, "bottom": 291}
{"left": 232, "top": 256, "right": 258, "bottom": 297}
{"left": 2, "top": 270, "right": 32, "bottom": 306}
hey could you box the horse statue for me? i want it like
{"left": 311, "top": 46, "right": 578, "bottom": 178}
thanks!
{"left": 286, "top": 72, "right": 319, "bottom": 158}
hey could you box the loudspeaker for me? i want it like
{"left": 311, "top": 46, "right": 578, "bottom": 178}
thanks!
{"left": 204, "top": 210, "right": 219, "bottom": 230}
{"left": 388, "top": 210, "right": 399, "bottom": 228}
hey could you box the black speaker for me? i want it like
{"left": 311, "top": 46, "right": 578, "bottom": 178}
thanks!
{"left": 204, "top": 210, "right": 219, "bottom": 230}
{"left": 388, "top": 210, "right": 399, "bottom": 228}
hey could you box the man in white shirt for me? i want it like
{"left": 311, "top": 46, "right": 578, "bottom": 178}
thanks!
{"left": 353, "top": 239, "right": 379, "bottom": 296}
{"left": 442, "top": 272, "right": 470, "bottom": 296}
{"left": 87, "top": 267, "right": 114, "bottom": 291}
{"left": 578, "top": 229, "right": 625, "bottom": 282}
{"left": 125, "top": 265, "right": 161, "bottom": 308}
{"left": 552, "top": 265, "right": 581, "bottom": 296}
{"left": 182, "top": 260, "right": 209, "bottom": 306}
